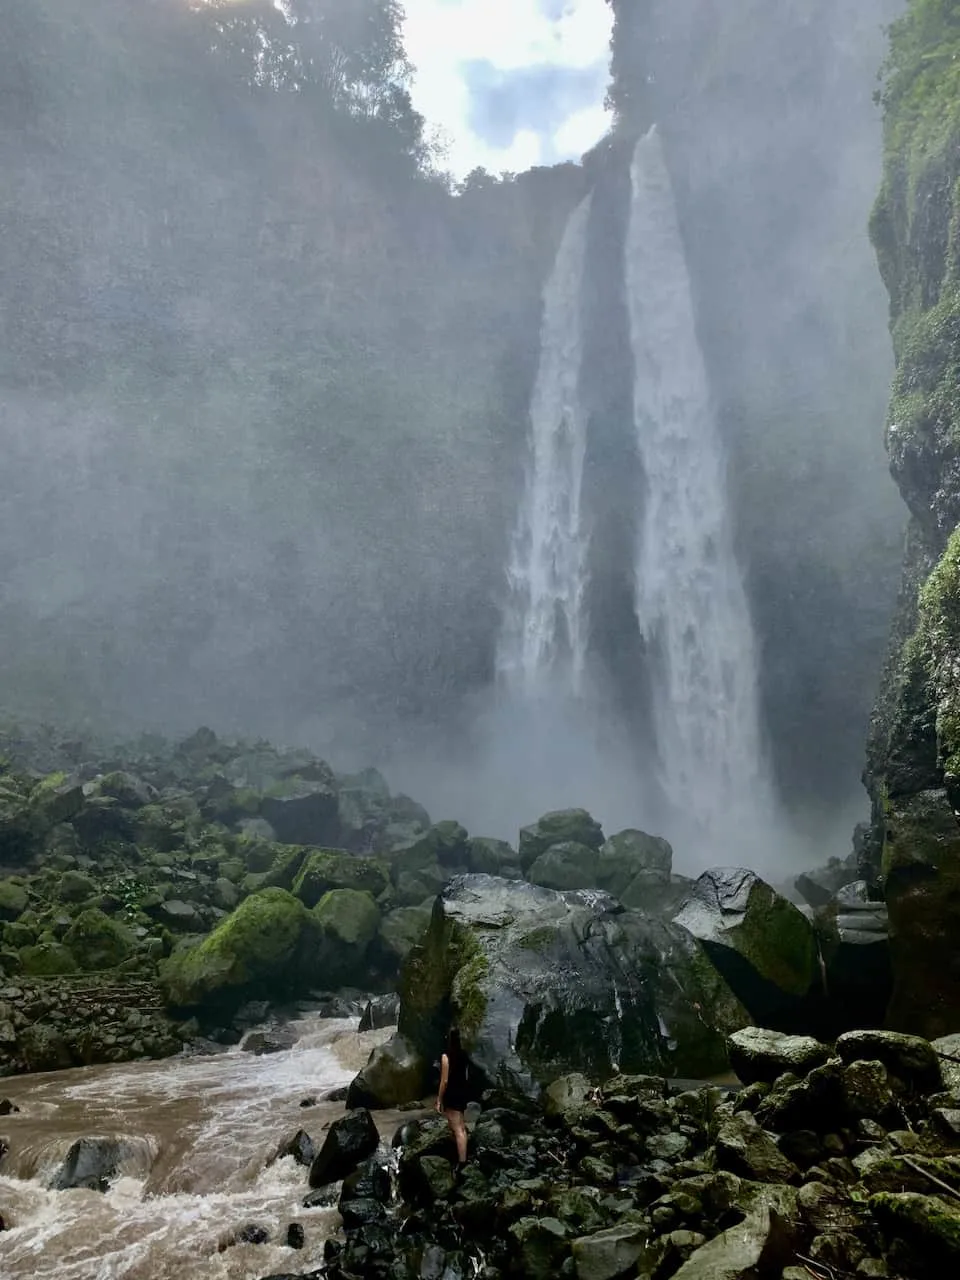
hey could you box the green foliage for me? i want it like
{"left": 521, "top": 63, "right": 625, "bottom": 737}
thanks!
{"left": 911, "top": 526, "right": 960, "bottom": 773}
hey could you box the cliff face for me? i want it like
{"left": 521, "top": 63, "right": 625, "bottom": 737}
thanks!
{"left": 865, "top": 1, "right": 960, "bottom": 1036}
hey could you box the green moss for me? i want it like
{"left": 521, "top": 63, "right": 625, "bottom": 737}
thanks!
{"left": 870, "top": 1190, "right": 960, "bottom": 1267}
{"left": 292, "top": 849, "right": 388, "bottom": 907}
{"left": 398, "top": 900, "right": 486, "bottom": 1057}
{"left": 313, "top": 888, "right": 380, "bottom": 947}
{"left": 451, "top": 949, "right": 489, "bottom": 1040}
{"left": 517, "top": 926, "right": 557, "bottom": 952}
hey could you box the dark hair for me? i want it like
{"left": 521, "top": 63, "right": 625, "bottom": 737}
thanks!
{"left": 446, "top": 1026, "right": 462, "bottom": 1056}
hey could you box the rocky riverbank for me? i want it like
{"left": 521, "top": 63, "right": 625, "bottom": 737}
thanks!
{"left": 0, "top": 721, "right": 895, "bottom": 1080}
{"left": 258, "top": 1026, "right": 960, "bottom": 1280}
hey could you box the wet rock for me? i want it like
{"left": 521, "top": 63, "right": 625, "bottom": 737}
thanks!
{"left": 358, "top": 993, "right": 400, "bottom": 1032}
{"left": 727, "top": 1027, "right": 831, "bottom": 1084}
{"left": 323, "top": 1086, "right": 349, "bottom": 1103}
{"left": 377, "top": 904, "right": 433, "bottom": 964}
{"left": 571, "top": 1222, "right": 647, "bottom": 1280}
{"left": 299, "top": 1095, "right": 317, "bottom": 1108}
{"left": 836, "top": 1030, "right": 943, "bottom": 1093}
{"left": 670, "top": 1186, "right": 801, "bottom": 1280}
{"left": 0, "top": 1099, "right": 20, "bottom": 1116}
{"left": 841, "top": 1059, "right": 898, "bottom": 1122}
{"left": 50, "top": 1137, "right": 141, "bottom": 1192}
{"left": 285, "top": 1222, "right": 305, "bottom": 1249}
{"left": 0, "top": 881, "right": 28, "bottom": 922}
{"left": 347, "top": 1032, "right": 425, "bottom": 1109}
{"left": 674, "top": 868, "right": 819, "bottom": 1025}
{"left": 236, "top": 1223, "right": 270, "bottom": 1245}
{"left": 869, "top": 1191, "right": 960, "bottom": 1273}
{"left": 933, "top": 1033, "right": 960, "bottom": 1093}
{"left": 509, "top": 1215, "right": 569, "bottom": 1280}
{"left": 398, "top": 875, "right": 747, "bottom": 1099}
{"left": 714, "top": 1113, "right": 801, "bottom": 1183}
{"left": 543, "top": 1072, "right": 593, "bottom": 1118}
{"left": 242, "top": 1028, "right": 296, "bottom": 1056}
{"left": 292, "top": 850, "right": 388, "bottom": 909}
{"left": 276, "top": 1129, "right": 315, "bottom": 1167}
{"left": 308, "top": 1108, "right": 380, "bottom": 1187}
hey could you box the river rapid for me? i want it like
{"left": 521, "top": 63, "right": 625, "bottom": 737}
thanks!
{"left": 0, "top": 1015, "right": 405, "bottom": 1279}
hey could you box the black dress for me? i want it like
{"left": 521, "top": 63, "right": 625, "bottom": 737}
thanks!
{"left": 443, "top": 1051, "right": 471, "bottom": 1112}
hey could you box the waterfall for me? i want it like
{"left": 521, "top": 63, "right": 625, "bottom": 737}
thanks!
{"left": 497, "top": 193, "right": 594, "bottom": 698}
{"left": 626, "top": 127, "right": 773, "bottom": 843}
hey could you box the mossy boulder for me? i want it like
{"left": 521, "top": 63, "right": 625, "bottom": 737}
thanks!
{"left": 869, "top": 1191, "right": 960, "bottom": 1272}
{"left": 0, "top": 879, "right": 28, "bottom": 921}
{"left": 292, "top": 849, "right": 388, "bottom": 908}
{"left": 63, "top": 908, "right": 135, "bottom": 971}
{"left": 519, "top": 810, "right": 604, "bottom": 875}
{"left": 526, "top": 842, "right": 599, "bottom": 891}
{"left": 596, "top": 829, "right": 674, "bottom": 907}
{"left": 58, "top": 869, "right": 97, "bottom": 904}
{"left": 466, "top": 837, "right": 519, "bottom": 878}
{"left": 259, "top": 773, "right": 339, "bottom": 847}
{"left": 674, "top": 868, "right": 819, "bottom": 1026}
{"left": 398, "top": 875, "right": 746, "bottom": 1097}
{"left": 159, "top": 887, "right": 314, "bottom": 1009}
{"left": 310, "top": 889, "right": 380, "bottom": 987}
{"left": 378, "top": 904, "right": 432, "bottom": 964}
{"left": 20, "top": 940, "right": 77, "bottom": 975}
{"left": 259, "top": 845, "right": 309, "bottom": 892}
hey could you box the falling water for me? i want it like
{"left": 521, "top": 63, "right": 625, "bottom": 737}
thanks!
{"left": 497, "top": 194, "right": 594, "bottom": 698}
{"left": 626, "top": 126, "right": 774, "bottom": 848}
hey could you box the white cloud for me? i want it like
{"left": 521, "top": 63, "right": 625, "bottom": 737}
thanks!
{"left": 403, "top": 0, "right": 613, "bottom": 177}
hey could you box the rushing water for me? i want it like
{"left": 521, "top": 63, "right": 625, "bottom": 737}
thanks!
{"left": 497, "top": 193, "right": 594, "bottom": 699}
{"left": 626, "top": 126, "right": 774, "bottom": 849}
{"left": 0, "top": 1016, "right": 405, "bottom": 1280}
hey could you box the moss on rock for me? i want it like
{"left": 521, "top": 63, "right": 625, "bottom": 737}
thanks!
{"left": 292, "top": 849, "right": 388, "bottom": 907}
{"left": 63, "top": 908, "right": 135, "bottom": 971}
{"left": 159, "top": 887, "right": 311, "bottom": 1008}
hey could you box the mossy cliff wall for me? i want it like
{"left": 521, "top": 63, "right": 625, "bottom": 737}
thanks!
{"left": 866, "top": 1, "right": 960, "bottom": 1037}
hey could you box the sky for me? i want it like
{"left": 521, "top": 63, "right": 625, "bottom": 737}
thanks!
{"left": 402, "top": 0, "right": 614, "bottom": 178}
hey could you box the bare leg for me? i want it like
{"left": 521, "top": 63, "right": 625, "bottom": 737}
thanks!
{"left": 445, "top": 1109, "right": 468, "bottom": 1164}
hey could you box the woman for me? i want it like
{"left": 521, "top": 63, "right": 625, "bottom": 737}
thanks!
{"left": 435, "top": 1026, "right": 470, "bottom": 1166}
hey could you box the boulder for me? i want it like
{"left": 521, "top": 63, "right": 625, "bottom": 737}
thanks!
{"left": 276, "top": 1128, "right": 315, "bottom": 1167}
{"left": 62, "top": 908, "right": 135, "bottom": 971}
{"left": 673, "top": 868, "right": 820, "bottom": 1026}
{"left": 50, "top": 1137, "right": 141, "bottom": 1191}
{"left": 714, "top": 1113, "right": 801, "bottom": 1184}
{"left": 58, "top": 869, "right": 97, "bottom": 904}
{"left": 466, "top": 837, "right": 520, "bottom": 878}
{"left": 727, "top": 1028, "right": 831, "bottom": 1085}
{"left": 310, "top": 889, "right": 380, "bottom": 987}
{"left": 20, "top": 941, "right": 77, "bottom": 976}
{"left": 0, "top": 881, "right": 27, "bottom": 922}
{"left": 794, "top": 855, "right": 858, "bottom": 909}
{"left": 155, "top": 899, "right": 204, "bottom": 932}
{"left": 835, "top": 1029, "right": 943, "bottom": 1093}
{"left": 308, "top": 1108, "right": 380, "bottom": 1187}
{"left": 596, "top": 829, "right": 672, "bottom": 898}
{"left": 347, "top": 1033, "right": 426, "bottom": 1109}
{"left": 260, "top": 773, "right": 340, "bottom": 847}
{"left": 378, "top": 905, "right": 432, "bottom": 965}
{"left": 292, "top": 850, "right": 388, "bottom": 907}
{"left": 576, "top": 1218, "right": 650, "bottom": 1280}
{"left": 397, "top": 875, "right": 748, "bottom": 1098}
{"left": 869, "top": 1191, "right": 960, "bottom": 1272}
{"left": 933, "top": 1033, "right": 960, "bottom": 1093}
{"left": 670, "top": 1187, "right": 801, "bottom": 1280}
{"left": 519, "top": 810, "right": 604, "bottom": 875}
{"left": 159, "top": 888, "right": 315, "bottom": 1008}
{"left": 526, "top": 842, "right": 600, "bottom": 891}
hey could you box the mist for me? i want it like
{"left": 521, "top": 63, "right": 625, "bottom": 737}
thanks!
{"left": 1, "top": 0, "right": 907, "bottom": 875}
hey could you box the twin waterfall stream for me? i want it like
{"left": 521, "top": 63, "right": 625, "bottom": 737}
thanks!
{"left": 499, "top": 127, "right": 776, "bottom": 851}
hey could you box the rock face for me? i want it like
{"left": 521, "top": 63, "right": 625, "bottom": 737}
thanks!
{"left": 727, "top": 1028, "right": 832, "bottom": 1085}
{"left": 308, "top": 1108, "right": 380, "bottom": 1188}
{"left": 396, "top": 874, "right": 748, "bottom": 1097}
{"left": 673, "top": 868, "right": 820, "bottom": 1028}
{"left": 863, "top": 4, "right": 960, "bottom": 1037}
